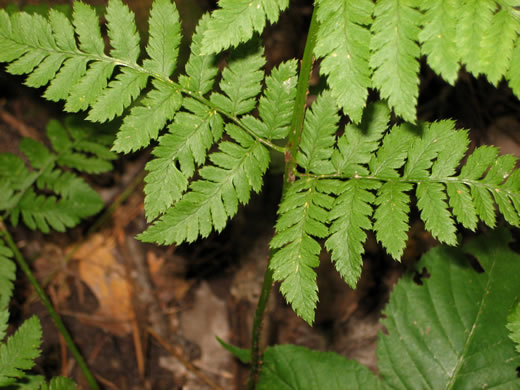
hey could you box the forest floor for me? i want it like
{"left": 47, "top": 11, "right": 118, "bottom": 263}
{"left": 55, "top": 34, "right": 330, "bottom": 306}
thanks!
{"left": 2, "top": 0, "right": 520, "bottom": 389}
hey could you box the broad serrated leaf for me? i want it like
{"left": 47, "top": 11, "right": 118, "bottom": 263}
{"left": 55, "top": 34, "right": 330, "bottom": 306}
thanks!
{"left": 370, "top": 0, "right": 421, "bottom": 122}
{"left": 404, "top": 121, "right": 453, "bottom": 179}
{"left": 325, "top": 179, "right": 380, "bottom": 288}
{"left": 210, "top": 42, "right": 265, "bottom": 116}
{"left": 112, "top": 81, "right": 182, "bottom": 153}
{"left": 48, "top": 8, "right": 76, "bottom": 52}
{"left": 1, "top": 119, "right": 106, "bottom": 233}
{"left": 418, "top": 0, "right": 459, "bottom": 84}
{"left": 257, "top": 345, "right": 382, "bottom": 390}
{"left": 296, "top": 92, "right": 338, "bottom": 175}
{"left": 0, "top": 316, "right": 42, "bottom": 385}
{"left": 201, "top": 0, "right": 289, "bottom": 54}
{"left": 143, "top": 0, "right": 181, "bottom": 77}
{"left": 378, "top": 229, "right": 520, "bottom": 389}
{"left": 315, "top": 0, "right": 373, "bottom": 122}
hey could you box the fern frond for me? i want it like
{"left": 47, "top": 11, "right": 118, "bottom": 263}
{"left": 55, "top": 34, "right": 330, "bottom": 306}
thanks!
{"left": 139, "top": 124, "right": 269, "bottom": 244}
{"left": 242, "top": 60, "right": 298, "bottom": 140}
{"left": 0, "top": 316, "right": 42, "bottom": 387}
{"left": 0, "top": 119, "right": 107, "bottom": 233}
{"left": 370, "top": 0, "right": 421, "bottom": 122}
{"left": 418, "top": 0, "right": 459, "bottom": 84}
{"left": 200, "top": 0, "right": 289, "bottom": 55}
{"left": 314, "top": 0, "right": 373, "bottom": 122}
{"left": 296, "top": 92, "right": 339, "bottom": 175}
{"left": 273, "top": 116, "right": 520, "bottom": 321}
{"left": 0, "top": 242, "right": 15, "bottom": 311}
{"left": 0, "top": 1, "right": 186, "bottom": 154}
{"left": 269, "top": 178, "right": 334, "bottom": 324}
{"left": 210, "top": 41, "right": 266, "bottom": 116}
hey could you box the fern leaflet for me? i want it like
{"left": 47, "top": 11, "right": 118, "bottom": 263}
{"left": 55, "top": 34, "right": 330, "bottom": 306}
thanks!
{"left": 0, "top": 119, "right": 111, "bottom": 233}
{"left": 139, "top": 124, "right": 270, "bottom": 244}
{"left": 270, "top": 178, "right": 334, "bottom": 324}
{"left": 370, "top": 0, "right": 421, "bottom": 123}
{"left": 0, "top": 316, "right": 42, "bottom": 387}
{"left": 200, "top": 0, "right": 289, "bottom": 54}
{"left": 314, "top": 0, "right": 373, "bottom": 122}
{"left": 0, "top": 241, "right": 15, "bottom": 312}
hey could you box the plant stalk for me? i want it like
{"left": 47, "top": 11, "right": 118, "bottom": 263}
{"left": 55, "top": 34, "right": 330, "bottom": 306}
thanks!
{"left": 0, "top": 222, "right": 100, "bottom": 390}
{"left": 247, "top": 5, "right": 319, "bottom": 389}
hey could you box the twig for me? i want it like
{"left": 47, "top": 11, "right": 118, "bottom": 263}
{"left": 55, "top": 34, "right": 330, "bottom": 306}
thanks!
{"left": 247, "top": 5, "right": 320, "bottom": 390}
{"left": 147, "top": 327, "right": 226, "bottom": 390}
{"left": 0, "top": 221, "right": 100, "bottom": 390}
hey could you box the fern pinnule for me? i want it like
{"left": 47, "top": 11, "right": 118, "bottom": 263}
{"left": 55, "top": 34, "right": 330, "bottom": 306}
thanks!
{"left": 296, "top": 92, "right": 338, "bottom": 175}
{"left": 418, "top": 1, "right": 459, "bottom": 84}
{"left": 143, "top": 98, "right": 223, "bottom": 221}
{"left": 210, "top": 41, "right": 266, "bottom": 116}
{"left": 241, "top": 60, "right": 298, "bottom": 140}
{"left": 0, "top": 242, "right": 15, "bottom": 311}
{"left": 0, "top": 316, "right": 42, "bottom": 386}
{"left": 314, "top": 0, "right": 373, "bottom": 123}
{"left": 269, "top": 178, "right": 334, "bottom": 324}
{"left": 200, "top": 0, "right": 290, "bottom": 55}
{"left": 370, "top": 0, "right": 421, "bottom": 123}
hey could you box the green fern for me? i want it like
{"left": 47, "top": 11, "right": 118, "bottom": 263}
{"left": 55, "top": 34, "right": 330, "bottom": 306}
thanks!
{"left": 200, "top": 0, "right": 289, "bottom": 55}
{"left": 272, "top": 112, "right": 520, "bottom": 323}
{"left": 0, "top": 119, "right": 112, "bottom": 233}
{"left": 0, "top": 243, "right": 15, "bottom": 312}
{"left": 2, "top": 0, "right": 520, "bottom": 326}
{"left": 0, "top": 238, "right": 77, "bottom": 389}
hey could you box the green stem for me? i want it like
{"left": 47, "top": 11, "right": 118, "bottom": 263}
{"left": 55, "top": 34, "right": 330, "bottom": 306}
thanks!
{"left": 0, "top": 222, "right": 100, "bottom": 390}
{"left": 247, "top": 6, "right": 319, "bottom": 389}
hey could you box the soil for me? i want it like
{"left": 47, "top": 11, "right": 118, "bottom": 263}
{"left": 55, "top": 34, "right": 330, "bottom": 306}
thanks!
{"left": 2, "top": 1, "right": 520, "bottom": 389}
